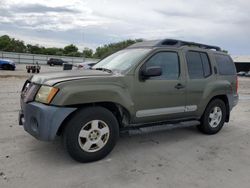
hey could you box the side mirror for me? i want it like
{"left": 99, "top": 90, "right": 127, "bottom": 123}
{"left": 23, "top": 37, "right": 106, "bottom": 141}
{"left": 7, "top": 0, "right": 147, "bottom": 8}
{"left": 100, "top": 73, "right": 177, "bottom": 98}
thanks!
{"left": 141, "top": 66, "right": 162, "bottom": 79}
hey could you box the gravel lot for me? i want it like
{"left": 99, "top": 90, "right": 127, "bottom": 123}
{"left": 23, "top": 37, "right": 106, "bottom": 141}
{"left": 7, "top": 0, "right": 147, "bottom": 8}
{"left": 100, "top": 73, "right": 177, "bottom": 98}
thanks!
{"left": 0, "top": 64, "right": 65, "bottom": 78}
{"left": 0, "top": 66, "right": 250, "bottom": 188}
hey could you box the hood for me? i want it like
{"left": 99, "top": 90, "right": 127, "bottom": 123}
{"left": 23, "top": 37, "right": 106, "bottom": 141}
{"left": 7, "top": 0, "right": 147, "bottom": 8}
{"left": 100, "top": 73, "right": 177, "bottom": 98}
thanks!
{"left": 30, "top": 69, "right": 112, "bottom": 85}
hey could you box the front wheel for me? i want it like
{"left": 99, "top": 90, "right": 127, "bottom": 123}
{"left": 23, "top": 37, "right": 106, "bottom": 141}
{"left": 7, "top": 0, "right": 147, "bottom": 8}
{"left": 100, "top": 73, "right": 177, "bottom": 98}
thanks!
{"left": 198, "top": 99, "right": 227, "bottom": 135}
{"left": 3, "top": 65, "right": 15, "bottom": 70}
{"left": 63, "top": 107, "right": 119, "bottom": 162}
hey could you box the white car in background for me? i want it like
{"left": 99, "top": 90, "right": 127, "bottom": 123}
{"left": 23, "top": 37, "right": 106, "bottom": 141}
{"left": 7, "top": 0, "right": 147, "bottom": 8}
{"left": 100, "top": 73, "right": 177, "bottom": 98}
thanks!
{"left": 74, "top": 61, "right": 97, "bottom": 70}
{"left": 245, "top": 71, "right": 250, "bottom": 77}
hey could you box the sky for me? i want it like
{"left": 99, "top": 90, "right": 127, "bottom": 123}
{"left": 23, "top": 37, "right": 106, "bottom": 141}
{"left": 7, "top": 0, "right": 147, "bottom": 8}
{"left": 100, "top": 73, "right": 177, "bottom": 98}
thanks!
{"left": 0, "top": 0, "right": 249, "bottom": 55}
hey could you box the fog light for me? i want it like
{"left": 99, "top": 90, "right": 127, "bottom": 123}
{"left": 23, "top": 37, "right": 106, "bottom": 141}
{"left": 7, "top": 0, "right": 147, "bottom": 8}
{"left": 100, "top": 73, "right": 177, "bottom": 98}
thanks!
{"left": 30, "top": 117, "right": 38, "bottom": 133}
{"left": 21, "top": 116, "right": 25, "bottom": 125}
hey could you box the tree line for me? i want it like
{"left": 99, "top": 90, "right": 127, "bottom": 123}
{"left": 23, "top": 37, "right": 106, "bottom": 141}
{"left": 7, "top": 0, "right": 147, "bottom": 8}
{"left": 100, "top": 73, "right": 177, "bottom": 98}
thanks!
{"left": 0, "top": 35, "right": 142, "bottom": 59}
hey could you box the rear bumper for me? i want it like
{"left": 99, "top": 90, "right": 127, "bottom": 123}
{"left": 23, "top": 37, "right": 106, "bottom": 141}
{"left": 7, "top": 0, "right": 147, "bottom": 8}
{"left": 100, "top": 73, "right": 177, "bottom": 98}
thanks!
{"left": 228, "top": 93, "right": 239, "bottom": 111}
{"left": 19, "top": 102, "right": 76, "bottom": 141}
{"left": 232, "top": 94, "right": 239, "bottom": 108}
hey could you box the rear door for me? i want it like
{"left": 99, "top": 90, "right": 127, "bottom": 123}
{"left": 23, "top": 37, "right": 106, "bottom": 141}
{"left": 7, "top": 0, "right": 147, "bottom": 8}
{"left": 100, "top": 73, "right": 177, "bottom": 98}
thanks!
{"left": 184, "top": 50, "right": 214, "bottom": 117}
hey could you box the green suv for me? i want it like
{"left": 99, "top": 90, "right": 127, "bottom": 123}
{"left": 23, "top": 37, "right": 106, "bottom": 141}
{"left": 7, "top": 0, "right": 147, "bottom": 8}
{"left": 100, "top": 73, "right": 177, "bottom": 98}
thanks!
{"left": 19, "top": 39, "right": 238, "bottom": 162}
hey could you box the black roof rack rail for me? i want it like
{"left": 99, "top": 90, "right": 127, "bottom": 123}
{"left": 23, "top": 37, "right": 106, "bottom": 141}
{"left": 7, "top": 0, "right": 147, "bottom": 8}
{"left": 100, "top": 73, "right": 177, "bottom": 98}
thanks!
{"left": 128, "top": 39, "right": 221, "bottom": 51}
{"left": 160, "top": 39, "right": 221, "bottom": 51}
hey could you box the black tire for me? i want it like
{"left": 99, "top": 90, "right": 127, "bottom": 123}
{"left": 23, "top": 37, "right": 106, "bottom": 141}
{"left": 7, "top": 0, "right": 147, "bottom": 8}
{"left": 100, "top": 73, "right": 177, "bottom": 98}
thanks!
{"left": 2, "top": 64, "right": 9, "bottom": 70}
{"left": 10, "top": 65, "right": 15, "bottom": 71}
{"left": 198, "top": 99, "right": 226, "bottom": 135}
{"left": 2, "top": 64, "right": 14, "bottom": 70}
{"left": 63, "top": 106, "right": 119, "bottom": 162}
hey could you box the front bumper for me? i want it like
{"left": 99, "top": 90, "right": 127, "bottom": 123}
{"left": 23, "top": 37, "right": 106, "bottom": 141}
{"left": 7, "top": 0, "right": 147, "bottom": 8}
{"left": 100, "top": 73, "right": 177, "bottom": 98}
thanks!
{"left": 19, "top": 102, "right": 76, "bottom": 141}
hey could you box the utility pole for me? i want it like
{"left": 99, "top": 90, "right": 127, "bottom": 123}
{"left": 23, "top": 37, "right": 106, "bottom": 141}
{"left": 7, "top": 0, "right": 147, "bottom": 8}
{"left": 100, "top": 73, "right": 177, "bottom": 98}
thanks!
{"left": 82, "top": 31, "right": 85, "bottom": 62}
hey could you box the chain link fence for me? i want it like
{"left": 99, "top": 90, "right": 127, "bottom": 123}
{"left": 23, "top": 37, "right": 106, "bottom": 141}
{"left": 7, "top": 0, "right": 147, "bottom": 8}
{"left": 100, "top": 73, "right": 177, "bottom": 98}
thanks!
{"left": 0, "top": 51, "right": 99, "bottom": 64}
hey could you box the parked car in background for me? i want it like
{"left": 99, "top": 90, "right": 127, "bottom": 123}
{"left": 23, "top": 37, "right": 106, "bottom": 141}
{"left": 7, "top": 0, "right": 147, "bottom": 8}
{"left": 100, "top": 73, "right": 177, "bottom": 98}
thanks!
{"left": 245, "top": 71, "right": 250, "bottom": 77}
{"left": 47, "top": 58, "right": 66, "bottom": 66}
{"left": 0, "top": 59, "right": 15, "bottom": 70}
{"left": 237, "top": 71, "right": 246, "bottom": 76}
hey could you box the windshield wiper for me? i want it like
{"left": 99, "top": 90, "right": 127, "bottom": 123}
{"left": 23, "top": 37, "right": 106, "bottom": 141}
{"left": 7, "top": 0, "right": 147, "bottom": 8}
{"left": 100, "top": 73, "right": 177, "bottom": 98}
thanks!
{"left": 93, "top": 67, "right": 113, "bottom": 73}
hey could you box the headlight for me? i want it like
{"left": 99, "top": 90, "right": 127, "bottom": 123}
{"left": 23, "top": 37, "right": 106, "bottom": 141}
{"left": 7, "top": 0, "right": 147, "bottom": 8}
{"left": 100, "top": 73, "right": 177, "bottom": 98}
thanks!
{"left": 35, "top": 86, "right": 59, "bottom": 104}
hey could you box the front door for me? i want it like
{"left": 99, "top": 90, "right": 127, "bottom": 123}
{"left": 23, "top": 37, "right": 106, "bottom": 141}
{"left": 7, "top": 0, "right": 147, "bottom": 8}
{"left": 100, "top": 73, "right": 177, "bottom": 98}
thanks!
{"left": 132, "top": 50, "right": 187, "bottom": 123}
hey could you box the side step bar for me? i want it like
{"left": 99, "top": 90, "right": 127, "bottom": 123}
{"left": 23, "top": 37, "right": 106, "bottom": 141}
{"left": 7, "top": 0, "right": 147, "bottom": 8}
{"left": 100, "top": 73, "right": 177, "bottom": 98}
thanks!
{"left": 120, "top": 120, "right": 200, "bottom": 136}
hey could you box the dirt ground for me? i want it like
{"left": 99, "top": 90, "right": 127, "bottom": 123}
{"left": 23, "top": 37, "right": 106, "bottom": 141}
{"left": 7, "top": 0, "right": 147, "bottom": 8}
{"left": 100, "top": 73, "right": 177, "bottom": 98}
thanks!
{"left": 0, "top": 67, "right": 250, "bottom": 188}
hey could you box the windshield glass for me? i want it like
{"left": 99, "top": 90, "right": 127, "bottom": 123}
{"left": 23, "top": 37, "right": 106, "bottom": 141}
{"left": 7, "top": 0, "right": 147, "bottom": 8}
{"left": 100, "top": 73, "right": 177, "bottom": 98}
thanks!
{"left": 92, "top": 48, "right": 150, "bottom": 73}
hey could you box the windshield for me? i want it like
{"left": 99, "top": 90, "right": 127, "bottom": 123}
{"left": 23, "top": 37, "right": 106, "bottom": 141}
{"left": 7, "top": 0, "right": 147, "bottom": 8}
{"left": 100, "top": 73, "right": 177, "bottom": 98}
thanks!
{"left": 92, "top": 48, "right": 150, "bottom": 73}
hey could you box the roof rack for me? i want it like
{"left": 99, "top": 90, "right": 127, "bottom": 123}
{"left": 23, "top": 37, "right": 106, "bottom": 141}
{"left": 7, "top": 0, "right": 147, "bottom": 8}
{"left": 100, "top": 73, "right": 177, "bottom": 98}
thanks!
{"left": 128, "top": 39, "right": 221, "bottom": 51}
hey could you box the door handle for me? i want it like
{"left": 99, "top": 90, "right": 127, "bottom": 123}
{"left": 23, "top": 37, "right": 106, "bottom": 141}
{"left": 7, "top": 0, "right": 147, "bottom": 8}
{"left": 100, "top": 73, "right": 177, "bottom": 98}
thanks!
{"left": 175, "top": 83, "right": 185, "bottom": 89}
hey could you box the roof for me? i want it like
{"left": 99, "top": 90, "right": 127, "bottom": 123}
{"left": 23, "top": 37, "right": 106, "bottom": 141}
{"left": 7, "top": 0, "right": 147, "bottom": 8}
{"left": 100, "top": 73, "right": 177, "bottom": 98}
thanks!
{"left": 232, "top": 56, "right": 250, "bottom": 63}
{"left": 0, "top": 59, "right": 13, "bottom": 63}
{"left": 127, "top": 39, "right": 221, "bottom": 51}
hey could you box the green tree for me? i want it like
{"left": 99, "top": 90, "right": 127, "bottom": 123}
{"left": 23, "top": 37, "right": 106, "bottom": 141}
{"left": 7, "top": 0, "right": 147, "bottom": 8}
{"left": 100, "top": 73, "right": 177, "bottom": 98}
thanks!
{"left": 44, "top": 47, "right": 63, "bottom": 55}
{"left": 11, "top": 38, "right": 26, "bottom": 53}
{"left": 83, "top": 48, "right": 93, "bottom": 58}
{"left": 0, "top": 35, "right": 144, "bottom": 58}
{"left": 0, "top": 35, "right": 11, "bottom": 51}
{"left": 93, "top": 39, "right": 143, "bottom": 59}
{"left": 64, "top": 44, "right": 78, "bottom": 55}
{"left": 67, "top": 51, "right": 82, "bottom": 57}
{"left": 0, "top": 35, "right": 26, "bottom": 53}
{"left": 26, "top": 44, "right": 43, "bottom": 54}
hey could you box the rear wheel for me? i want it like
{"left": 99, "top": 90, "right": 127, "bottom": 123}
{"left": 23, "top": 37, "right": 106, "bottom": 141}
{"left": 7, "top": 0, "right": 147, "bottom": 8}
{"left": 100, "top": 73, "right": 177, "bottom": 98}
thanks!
{"left": 198, "top": 99, "right": 226, "bottom": 134}
{"left": 63, "top": 107, "right": 119, "bottom": 162}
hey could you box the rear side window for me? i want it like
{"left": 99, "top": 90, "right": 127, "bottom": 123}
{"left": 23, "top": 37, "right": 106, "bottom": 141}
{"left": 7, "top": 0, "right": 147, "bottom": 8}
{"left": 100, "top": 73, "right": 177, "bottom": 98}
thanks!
{"left": 215, "top": 54, "right": 236, "bottom": 75}
{"left": 186, "top": 51, "right": 211, "bottom": 79}
{"left": 200, "top": 53, "right": 211, "bottom": 77}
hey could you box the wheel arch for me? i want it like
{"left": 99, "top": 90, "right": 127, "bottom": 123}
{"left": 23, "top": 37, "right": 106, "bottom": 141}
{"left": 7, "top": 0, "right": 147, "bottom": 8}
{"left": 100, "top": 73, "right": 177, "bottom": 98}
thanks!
{"left": 203, "top": 95, "right": 230, "bottom": 122}
{"left": 57, "top": 102, "right": 131, "bottom": 136}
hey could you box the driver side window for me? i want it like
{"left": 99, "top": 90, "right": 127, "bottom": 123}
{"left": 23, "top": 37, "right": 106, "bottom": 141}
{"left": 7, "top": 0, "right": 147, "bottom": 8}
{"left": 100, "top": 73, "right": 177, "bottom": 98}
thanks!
{"left": 144, "top": 51, "right": 180, "bottom": 80}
